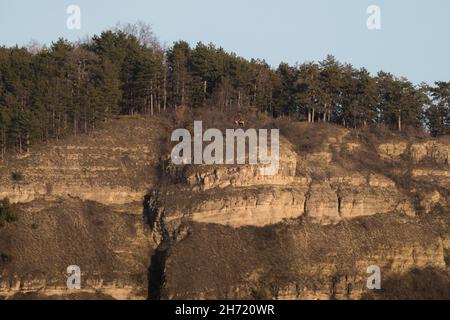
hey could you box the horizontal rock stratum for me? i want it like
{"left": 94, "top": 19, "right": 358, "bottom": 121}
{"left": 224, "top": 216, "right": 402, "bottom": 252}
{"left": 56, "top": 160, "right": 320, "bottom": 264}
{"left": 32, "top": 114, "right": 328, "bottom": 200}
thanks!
{"left": 149, "top": 130, "right": 448, "bottom": 231}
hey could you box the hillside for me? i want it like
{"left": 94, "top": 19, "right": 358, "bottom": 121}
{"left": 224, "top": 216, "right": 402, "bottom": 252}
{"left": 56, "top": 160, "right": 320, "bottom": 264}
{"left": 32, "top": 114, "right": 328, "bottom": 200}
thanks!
{"left": 0, "top": 113, "right": 449, "bottom": 300}
{"left": 0, "top": 116, "right": 171, "bottom": 299}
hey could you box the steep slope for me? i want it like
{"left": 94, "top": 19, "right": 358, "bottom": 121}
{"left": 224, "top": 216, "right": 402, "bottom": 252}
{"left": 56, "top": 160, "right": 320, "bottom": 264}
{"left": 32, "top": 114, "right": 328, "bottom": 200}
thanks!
{"left": 147, "top": 122, "right": 450, "bottom": 300}
{"left": 0, "top": 116, "right": 168, "bottom": 205}
{"left": 158, "top": 213, "right": 449, "bottom": 300}
{"left": 1, "top": 116, "right": 449, "bottom": 300}
{"left": 0, "top": 199, "right": 151, "bottom": 300}
{"left": 0, "top": 116, "right": 171, "bottom": 299}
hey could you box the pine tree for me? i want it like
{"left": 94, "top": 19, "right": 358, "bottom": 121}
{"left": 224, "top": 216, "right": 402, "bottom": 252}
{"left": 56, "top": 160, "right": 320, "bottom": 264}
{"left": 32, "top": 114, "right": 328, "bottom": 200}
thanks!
{"left": 167, "top": 41, "right": 192, "bottom": 108}
{"left": 319, "top": 55, "right": 341, "bottom": 123}
{"left": 426, "top": 81, "right": 450, "bottom": 136}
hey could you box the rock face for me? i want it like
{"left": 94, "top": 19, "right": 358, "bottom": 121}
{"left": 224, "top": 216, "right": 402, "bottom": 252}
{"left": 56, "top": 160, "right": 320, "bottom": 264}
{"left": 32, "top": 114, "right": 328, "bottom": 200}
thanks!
{"left": 1, "top": 117, "right": 449, "bottom": 300}
{"left": 0, "top": 198, "right": 152, "bottom": 300}
{"left": 190, "top": 186, "right": 307, "bottom": 227}
{"left": 411, "top": 140, "right": 450, "bottom": 165}
{"left": 0, "top": 117, "right": 167, "bottom": 205}
{"left": 146, "top": 122, "right": 450, "bottom": 300}
{"left": 149, "top": 134, "right": 419, "bottom": 231}
{"left": 378, "top": 138, "right": 450, "bottom": 166}
{"left": 0, "top": 117, "right": 170, "bottom": 300}
{"left": 159, "top": 214, "right": 450, "bottom": 300}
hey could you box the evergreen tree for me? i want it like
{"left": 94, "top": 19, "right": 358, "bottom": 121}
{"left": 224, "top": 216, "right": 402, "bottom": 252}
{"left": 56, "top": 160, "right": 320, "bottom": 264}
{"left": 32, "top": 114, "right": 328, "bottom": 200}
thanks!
{"left": 167, "top": 41, "right": 192, "bottom": 108}
{"left": 426, "top": 81, "right": 450, "bottom": 136}
{"left": 0, "top": 23, "right": 446, "bottom": 158}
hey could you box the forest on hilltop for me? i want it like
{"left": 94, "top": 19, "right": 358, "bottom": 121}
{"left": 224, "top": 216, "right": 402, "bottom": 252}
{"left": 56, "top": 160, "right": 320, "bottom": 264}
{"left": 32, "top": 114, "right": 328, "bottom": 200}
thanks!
{"left": 0, "top": 23, "right": 449, "bottom": 160}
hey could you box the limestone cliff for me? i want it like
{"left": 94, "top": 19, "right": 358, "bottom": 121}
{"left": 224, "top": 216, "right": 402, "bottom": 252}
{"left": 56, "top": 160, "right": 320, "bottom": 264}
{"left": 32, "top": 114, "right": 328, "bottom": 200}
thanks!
{"left": 0, "top": 117, "right": 168, "bottom": 205}
{"left": 0, "top": 116, "right": 170, "bottom": 300}
{"left": 1, "top": 117, "right": 449, "bottom": 300}
{"left": 147, "top": 122, "right": 450, "bottom": 300}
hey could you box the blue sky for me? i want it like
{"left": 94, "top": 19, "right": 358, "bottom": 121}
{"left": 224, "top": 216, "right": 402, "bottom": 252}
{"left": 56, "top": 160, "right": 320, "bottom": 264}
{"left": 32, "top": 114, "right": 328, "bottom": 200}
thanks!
{"left": 0, "top": 0, "right": 449, "bottom": 84}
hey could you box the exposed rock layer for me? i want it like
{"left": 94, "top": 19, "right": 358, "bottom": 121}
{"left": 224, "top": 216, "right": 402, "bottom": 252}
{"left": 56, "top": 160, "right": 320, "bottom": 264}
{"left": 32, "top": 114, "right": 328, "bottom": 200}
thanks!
{"left": 1, "top": 118, "right": 449, "bottom": 299}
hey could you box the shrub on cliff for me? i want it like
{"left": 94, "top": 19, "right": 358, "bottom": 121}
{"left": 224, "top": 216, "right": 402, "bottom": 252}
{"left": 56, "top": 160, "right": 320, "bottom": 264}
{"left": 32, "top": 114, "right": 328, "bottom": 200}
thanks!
{"left": 11, "top": 171, "right": 24, "bottom": 181}
{"left": 0, "top": 198, "right": 17, "bottom": 227}
{"left": 0, "top": 253, "right": 12, "bottom": 264}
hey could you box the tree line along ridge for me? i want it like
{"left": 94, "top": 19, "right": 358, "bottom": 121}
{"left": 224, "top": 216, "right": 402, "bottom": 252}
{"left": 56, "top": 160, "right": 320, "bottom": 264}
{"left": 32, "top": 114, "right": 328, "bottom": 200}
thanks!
{"left": 0, "top": 23, "right": 449, "bottom": 160}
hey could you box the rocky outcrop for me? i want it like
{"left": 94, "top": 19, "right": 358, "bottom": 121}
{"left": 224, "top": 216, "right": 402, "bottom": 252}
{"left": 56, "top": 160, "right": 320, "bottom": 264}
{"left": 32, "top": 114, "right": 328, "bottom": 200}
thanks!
{"left": 377, "top": 142, "right": 408, "bottom": 161}
{"left": 411, "top": 141, "right": 450, "bottom": 165}
{"left": 149, "top": 137, "right": 421, "bottom": 230}
{"left": 1, "top": 117, "right": 449, "bottom": 300}
{"left": 377, "top": 138, "right": 450, "bottom": 166}
{"left": 0, "top": 117, "right": 168, "bottom": 205}
{"left": 189, "top": 186, "right": 307, "bottom": 227}
{"left": 143, "top": 123, "right": 450, "bottom": 300}
{"left": 0, "top": 117, "right": 169, "bottom": 300}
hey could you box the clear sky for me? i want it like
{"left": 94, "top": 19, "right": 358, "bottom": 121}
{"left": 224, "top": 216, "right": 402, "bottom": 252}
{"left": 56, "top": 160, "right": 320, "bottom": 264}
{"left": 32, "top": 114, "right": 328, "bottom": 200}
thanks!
{"left": 0, "top": 0, "right": 449, "bottom": 84}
